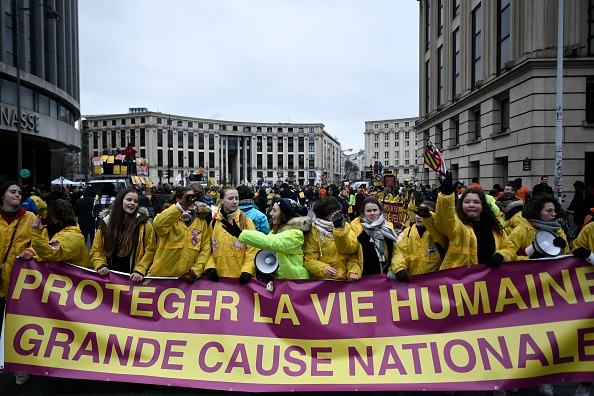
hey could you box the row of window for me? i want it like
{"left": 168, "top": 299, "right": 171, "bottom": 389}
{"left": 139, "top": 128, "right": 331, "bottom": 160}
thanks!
{"left": 372, "top": 121, "right": 411, "bottom": 129}
{"left": 426, "top": 2, "right": 511, "bottom": 114}
{"left": 92, "top": 118, "right": 316, "bottom": 134}
{"left": 0, "top": 77, "right": 76, "bottom": 126}
{"left": 374, "top": 131, "right": 411, "bottom": 140}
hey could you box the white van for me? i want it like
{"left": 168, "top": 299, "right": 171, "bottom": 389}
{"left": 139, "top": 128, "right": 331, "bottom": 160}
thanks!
{"left": 352, "top": 181, "right": 374, "bottom": 190}
{"left": 87, "top": 178, "right": 130, "bottom": 195}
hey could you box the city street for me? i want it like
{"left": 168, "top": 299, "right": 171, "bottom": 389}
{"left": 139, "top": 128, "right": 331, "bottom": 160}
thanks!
{"left": 0, "top": 373, "right": 585, "bottom": 396}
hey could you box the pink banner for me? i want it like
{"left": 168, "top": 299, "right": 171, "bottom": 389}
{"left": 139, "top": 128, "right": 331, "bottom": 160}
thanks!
{"left": 4, "top": 257, "right": 594, "bottom": 392}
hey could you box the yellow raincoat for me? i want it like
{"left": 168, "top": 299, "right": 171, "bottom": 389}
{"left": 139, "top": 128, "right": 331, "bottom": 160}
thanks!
{"left": 150, "top": 203, "right": 211, "bottom": 277}
{"left": 572, "top": 221, "right": 594, "bottom": 252}
{"left": 304, "top": 223, "right": 361, "bottom": 279}
{"left": 434, "top": 193, "right": 506, "bottom": 269}
{"left": 0, "top": 209, "right": 36, "bottom": 297}
{"left": 30, "top": 195, "right": 47, "bottom": 220}
{"left": 89, "top": 209, "right": 156, "bottom": 275}
{"left": 391, "top": 224, "right": 442, "bottom": 275}
{"left": 31, "top": 225, "right": 90, "bottom": 268}
{"left": 205, "top": 209, "right": 257, "bottom": 277}
{"left": 497, "top": 217, "right": 569, "bottom": 262}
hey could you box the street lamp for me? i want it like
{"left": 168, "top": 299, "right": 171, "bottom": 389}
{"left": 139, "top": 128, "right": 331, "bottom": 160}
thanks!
{"left": 14, "top": 1, "right": 60, "bottom": 185}
{"left": 166, "top": 114, "right": 183, "bottom": 184}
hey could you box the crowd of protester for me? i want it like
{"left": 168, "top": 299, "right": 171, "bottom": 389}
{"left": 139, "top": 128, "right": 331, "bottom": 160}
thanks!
{"left": 1, "top": 174, "right": 594, "bottom": 395}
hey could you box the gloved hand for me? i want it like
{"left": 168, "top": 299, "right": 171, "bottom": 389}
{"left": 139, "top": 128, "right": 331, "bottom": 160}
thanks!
{"left": 332, "top": 211, "right": 345, "bottom": 228}
{"left": 179, "top": 270, "right": 197, "bottom": 284}
{"left": 386, "top": 271, "right": 397, "bottom": 280}
{"left": 486, "top": 253, "right": 504, "bottom": 268}
{"left": 239, "top": 272, "right": 251, "bottom": 285}
{"left": 395, "top": 269, "right": 409, "bottom": 283}
{"left": 573, "top": 247, "right": 592, "bottom": 259}
{"left": 205, "top": 268, "right": 219, "bottom": 283}
{"left": 221, "top": 219, "right": 242, "bottom": 239}
{"left": 438, "top": 171, "right": 454, "bottom": 195}
{"left": 553, "top": 237, "right": 567, "bottom": 249}
{"left": 415, "top": 205, "right": 431, "bottom": 218}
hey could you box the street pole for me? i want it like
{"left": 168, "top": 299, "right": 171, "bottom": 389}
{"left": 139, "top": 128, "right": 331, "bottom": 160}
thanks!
{"left": 554, "top": 0, "right": 564, "bottom": 204}
{"left": 15, "top": 2, "right": 23, "bottom": 185}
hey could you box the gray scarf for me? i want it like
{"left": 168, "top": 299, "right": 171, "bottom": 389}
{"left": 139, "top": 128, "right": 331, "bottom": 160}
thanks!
{"left": 360, "top": 214, "right": 398, "bottom": 262}
{"left": 531, "top": 219, "right": 560, "bottom": 234}
{"left": 313, "top": 218, "right": 334, "bottom": 241}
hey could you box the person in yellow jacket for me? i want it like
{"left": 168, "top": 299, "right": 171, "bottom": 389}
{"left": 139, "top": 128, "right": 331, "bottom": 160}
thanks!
{"left": 30, "top": 188, "right": 47, "bottom": 221}
{"left": 434, "top": 172, "right": 506, "bottom": 270}
{"left": 496, "top": 192, "right": 524, "bottom": 235}
{"left": 490, "top": 193, "right": 569, "bottom": 264}
{"left": 0, "top": 182, "right": 36, "bottom": 385}
{"left": 204, "top": 187, "right": 257, "bottom": 284}
{"left": 390, "top": 201, "right": 443, "bottom": 281}
{"left": 150, "top": 187, "right": 212, "bottom": 282}
{"left": 30, "top": 199, "right": 90, "bottom": 268}
{"left": 90, "top": 188, "right": 156, "bottom": 281}
{"left": 487, "top": 193, "right": 565, "bottom": 396}
{"left": 304, "top": 197, "right": 361, "bottom": 280}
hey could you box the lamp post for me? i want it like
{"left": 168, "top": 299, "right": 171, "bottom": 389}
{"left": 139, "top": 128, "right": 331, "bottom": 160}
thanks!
{"left": 166, "top": 114, "right": 183, "bottom": 184}
{"left": 14, "top": 1, "right": 60, "bottom": 185}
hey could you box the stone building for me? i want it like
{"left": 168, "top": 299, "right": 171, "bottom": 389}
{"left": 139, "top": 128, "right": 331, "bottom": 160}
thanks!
{"left": 364, "top": 117, "right": 419, "bottom": 184}
{"left": 83, "top": 110, "right": 343, "bottom": 186}
{"left": 416, "top": 0, "right": 594, "bottom": 192}
{"left": 0, "top": 0, "right": 80, "bottom": 184}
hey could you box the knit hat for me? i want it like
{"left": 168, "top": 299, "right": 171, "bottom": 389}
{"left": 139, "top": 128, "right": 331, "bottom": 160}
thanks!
{"left": 313, "top": 197, "right": 342, "bottom": 219}
{"left": 280, "top": 183, "right": 290, "bottom": 190}
{"left": 276, "top": 198, "right": 308, "bottom": 218}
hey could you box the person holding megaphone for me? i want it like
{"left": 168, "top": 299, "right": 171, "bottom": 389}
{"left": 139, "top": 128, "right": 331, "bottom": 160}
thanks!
{"left": 220, "top": 198, "right": 311, "bottom": 281}
{"left": 488, "top": 193, "right": 569, "bottom": 266}
{"left": 486, "top": 196, "right": 568, "bottom": 396}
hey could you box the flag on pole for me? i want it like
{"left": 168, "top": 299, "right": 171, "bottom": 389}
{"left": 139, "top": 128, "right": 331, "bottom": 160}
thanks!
{"left": 424, "top": 140, "right": 448, "bottom": 176}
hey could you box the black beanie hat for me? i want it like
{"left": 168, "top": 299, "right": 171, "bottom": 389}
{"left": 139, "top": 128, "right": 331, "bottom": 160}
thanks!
{"left": 277, "top": 198, "right": 308, "bottom": 218}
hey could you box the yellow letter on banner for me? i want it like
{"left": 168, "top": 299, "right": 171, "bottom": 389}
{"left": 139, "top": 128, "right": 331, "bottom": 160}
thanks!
{"left": 11, "top": 269, "right": 43, "bottom": 299}
{"left": 41, "top": 274, "right": 73, "bottom": 306}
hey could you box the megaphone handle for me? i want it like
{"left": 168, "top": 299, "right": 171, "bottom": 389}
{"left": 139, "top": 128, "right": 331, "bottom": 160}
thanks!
{"left": 525, "top": 243, "right": 535, "bottom": 257}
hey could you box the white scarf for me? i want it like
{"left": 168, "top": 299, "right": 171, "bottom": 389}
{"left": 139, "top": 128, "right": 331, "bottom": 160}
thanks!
{"left": 314, "top": 218, "right": 334, "bottom": 241}
{"left": 360, "top": 214, "right": 398, "bottom": 262}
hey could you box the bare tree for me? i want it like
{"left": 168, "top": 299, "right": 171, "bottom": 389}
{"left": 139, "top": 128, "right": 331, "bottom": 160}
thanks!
{"left": 51, "top": 149, "right": 79, "bottom": 180}
{"left": 344, "top": 160, "right": 359, "bottom": 181}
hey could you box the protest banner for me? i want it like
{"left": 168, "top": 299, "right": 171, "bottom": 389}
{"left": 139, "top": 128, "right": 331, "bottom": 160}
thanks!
{"left": 3, "top": 257, "right": 594, "bottom": 392}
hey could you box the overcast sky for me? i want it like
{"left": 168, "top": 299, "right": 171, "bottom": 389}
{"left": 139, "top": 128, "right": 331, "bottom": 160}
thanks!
{"left": 79, "top": 0, "right": 420, "bottom": 152}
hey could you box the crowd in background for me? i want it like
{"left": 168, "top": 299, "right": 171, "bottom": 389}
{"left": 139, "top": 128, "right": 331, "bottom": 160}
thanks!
{"left": 1, "top": 174, "right": 594, "bottom": 395}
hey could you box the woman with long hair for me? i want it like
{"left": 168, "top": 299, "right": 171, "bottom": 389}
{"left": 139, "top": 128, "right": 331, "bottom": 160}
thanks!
{"left": 90, "top": 188, "right": 156, "bottom": 282}
{"left": 204, "top": 187, "right": 258, "bottom": 284}
{"left": 30, "top": 199, "right": 90, "bottom": 268}
{"left": 434, "top": 172, "right": 506, "bottom": 269}
{"left": 220, "top": 197, "right": 310, "bottom": 280}
{"left": 333, "top": 196, "right": 400, "bottom": 277}
{"left": 0, "top": 181, "right": 36, "bottom": 385}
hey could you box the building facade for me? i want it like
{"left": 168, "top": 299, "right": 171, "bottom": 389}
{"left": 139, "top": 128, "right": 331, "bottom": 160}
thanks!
{"left": 0, "top": 0, "right": 80, "bottom": 184}
{"left": 83, "top": 110, "right": 343, "bottom": 187}
{"left": 344, "top": 149, "right": 365, "bottom": 181}
{"left": 416, "top": 0, "right": 594, "bottom": 192}
{"left": 364, "top": 117, "right": 419, "bottom": 184}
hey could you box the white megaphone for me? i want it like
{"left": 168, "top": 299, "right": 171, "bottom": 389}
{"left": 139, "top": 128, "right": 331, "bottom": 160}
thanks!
{"left": 255, "top": 250, "right": 279, "bottom": 274}
{"left": 525, "top": 230, "right": 562, "bottom": 257}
